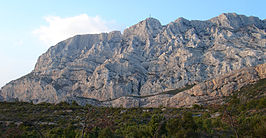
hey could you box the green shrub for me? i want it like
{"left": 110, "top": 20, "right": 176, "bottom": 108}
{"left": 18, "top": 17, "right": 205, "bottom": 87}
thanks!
{"left": 98, "top": 127, "right": 114, "bottom": 138}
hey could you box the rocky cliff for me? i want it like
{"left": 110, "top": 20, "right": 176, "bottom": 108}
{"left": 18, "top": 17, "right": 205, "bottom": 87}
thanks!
{"left": 1, "top": 13, "right": 265, "bottom": 107}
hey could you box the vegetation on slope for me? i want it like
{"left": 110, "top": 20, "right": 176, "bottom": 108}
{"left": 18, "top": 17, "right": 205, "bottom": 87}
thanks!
{"left": 0, "top": 79, "right": 265, "bottom": 138}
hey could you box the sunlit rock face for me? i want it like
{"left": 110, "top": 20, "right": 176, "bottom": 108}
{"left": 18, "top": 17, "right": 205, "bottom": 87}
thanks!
{"left": 1, "top": 13, "right": 265, "bottom": 107}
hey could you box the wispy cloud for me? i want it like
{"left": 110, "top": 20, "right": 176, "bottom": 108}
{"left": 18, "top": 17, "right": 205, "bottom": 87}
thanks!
{"left": 33, "top": 14, "right": 122, "bottom": 46}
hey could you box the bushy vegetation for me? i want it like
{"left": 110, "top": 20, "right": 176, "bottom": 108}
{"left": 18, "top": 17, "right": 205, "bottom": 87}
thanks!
{"left": 0, "top": 79, "right": 265, "bottom": 137}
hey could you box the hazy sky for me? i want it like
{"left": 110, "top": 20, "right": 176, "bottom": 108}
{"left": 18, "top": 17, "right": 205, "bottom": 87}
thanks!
{"left": 0, "top": 0, "right": 265, "bottom": 87}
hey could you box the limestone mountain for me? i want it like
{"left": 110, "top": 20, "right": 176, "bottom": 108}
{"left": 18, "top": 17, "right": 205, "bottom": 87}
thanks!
{"left": 0, "top": 13, "right": 265, "bottom": 107}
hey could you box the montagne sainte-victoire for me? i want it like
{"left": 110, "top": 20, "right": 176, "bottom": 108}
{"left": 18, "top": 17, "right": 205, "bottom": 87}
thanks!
{"left": 0, "top": 13, "right": 265, "bottom": 107}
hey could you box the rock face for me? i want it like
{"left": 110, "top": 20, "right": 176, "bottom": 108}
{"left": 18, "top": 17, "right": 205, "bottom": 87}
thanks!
{"left": 167, "top": 63, "right": 266, "bottom": 108}
{"left": 1, "top": 13, "right": 266, "bottom": 107}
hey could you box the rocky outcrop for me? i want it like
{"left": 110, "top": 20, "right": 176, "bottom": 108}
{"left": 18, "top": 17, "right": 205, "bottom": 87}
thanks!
{"left": 167, "top": 63, "right": 266, "bottom": 108}
{"left": 104, "top": 63, "right": 266, "bottom": 108}
{"left": 0, "top": 92, "right": 3, "bottom": 102}
{"left": 255, "top": 63, "right": 266, "bottom": 79}
{"left": 0, "top": 13, "right": 265, "bottom": 107}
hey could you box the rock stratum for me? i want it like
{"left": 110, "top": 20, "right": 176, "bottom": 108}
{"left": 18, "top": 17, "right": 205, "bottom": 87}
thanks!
{"left": 0, "top": 13, "right": 265, "bottom": 107}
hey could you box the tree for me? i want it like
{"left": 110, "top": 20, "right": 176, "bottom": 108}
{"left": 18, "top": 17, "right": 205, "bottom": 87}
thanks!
{"left": 222, "top": 107, "right": 239, "bottom": 138}
{"left": 148, "top": 114, "right": 164, "bottom": 136}
{"left": 98, "top": 127, "right": 114, "bottom": 138}
{"left": 166, "top": 112, "right": 198, "bottom": 138}
{"left": 166, "top": 118, "right": 181, "bottom": 136}
{"left": 63, "top": 123, "right": 77, "bottom": 137}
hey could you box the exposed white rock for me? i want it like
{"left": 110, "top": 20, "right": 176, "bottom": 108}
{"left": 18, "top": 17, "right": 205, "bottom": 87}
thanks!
{"left": 0, "top": 13, "right": 265, "bottom": 107}
{"left": 105, "top": 63, "right": 266, "bottom": 108}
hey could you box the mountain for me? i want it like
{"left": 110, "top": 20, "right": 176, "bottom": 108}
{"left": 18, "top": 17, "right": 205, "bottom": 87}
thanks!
{"left": 0, "top": 13, "right": 265, "bottom": 107}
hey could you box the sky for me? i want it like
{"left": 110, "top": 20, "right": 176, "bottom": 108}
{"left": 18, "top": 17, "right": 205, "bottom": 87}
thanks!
{"left": 0, "top": 0, "right": 265, "bottom": 87}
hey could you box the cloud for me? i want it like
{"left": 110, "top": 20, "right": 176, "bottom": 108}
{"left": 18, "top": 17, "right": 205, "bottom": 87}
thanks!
{"left": 33, "top": 14, "right": 122, "bottom": 46}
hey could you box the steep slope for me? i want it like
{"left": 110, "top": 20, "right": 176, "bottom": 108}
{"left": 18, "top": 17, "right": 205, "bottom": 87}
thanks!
{"left": 99, "top": 63, "right": 265, "bottom": 108}
{"left": 0, "top": 13, "right": 265, "bottom": 106}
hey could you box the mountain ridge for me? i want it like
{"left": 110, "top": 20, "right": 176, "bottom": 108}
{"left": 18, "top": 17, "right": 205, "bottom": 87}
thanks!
{"left": 0, "top": 13, "right": 265, "bottom": 107}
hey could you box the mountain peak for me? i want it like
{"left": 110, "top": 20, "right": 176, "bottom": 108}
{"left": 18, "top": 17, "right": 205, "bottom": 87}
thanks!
{"left": 142, "top": 17, "right": 161, "bottom": 24}
{"left": 220, "top": 12, "right": 238, "bottom": 17}
{"left": 175, "top": 17, "right": 189, "bottom": 22}
{"left": 123, "top": 17, "right": 162, "bottom": 39}
{"left": 210, "top": 12, "right": 263, "bottom": 29}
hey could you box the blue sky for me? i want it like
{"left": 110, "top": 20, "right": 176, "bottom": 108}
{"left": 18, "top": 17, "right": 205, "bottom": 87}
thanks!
{"left": 0, "top": 0, "right": 265, "bottom": 87}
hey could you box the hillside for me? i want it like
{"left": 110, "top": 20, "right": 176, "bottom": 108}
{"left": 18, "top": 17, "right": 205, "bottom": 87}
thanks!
{"left": 0, "top": 78, "right": 265, "bottom": 137}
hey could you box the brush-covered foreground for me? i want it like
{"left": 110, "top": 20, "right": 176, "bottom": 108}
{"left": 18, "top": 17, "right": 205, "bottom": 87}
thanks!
{"left": 0, "top": 79, "right": 265, "bottom": 138}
